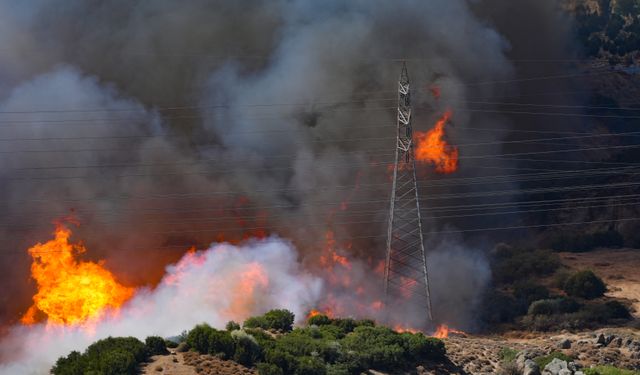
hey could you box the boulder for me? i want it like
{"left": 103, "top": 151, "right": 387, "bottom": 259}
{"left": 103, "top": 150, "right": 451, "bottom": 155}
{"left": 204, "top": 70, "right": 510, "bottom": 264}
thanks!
{"left": 523, "top": 359, "right": 540, "bottom": 375}
{"left": 542, "top": 358, "right": 568, "bottom": 375}
{"left": 558, "top": 339, "right": 572, "bottom": 349}
{"left": 516, "top": 349, "right": 542, "bottom": 372}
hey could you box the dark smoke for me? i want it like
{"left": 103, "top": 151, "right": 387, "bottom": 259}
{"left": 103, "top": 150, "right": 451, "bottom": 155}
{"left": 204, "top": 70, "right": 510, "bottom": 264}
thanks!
{"left": 0, "top": 0, "right": 581, "bottom": 333}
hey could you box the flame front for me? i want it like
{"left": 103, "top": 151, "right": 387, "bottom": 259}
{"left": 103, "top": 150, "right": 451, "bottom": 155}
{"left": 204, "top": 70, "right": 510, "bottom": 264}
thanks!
{"left": 21, "top": 225, "right": 134, "bottom": 326}
{"left": 432, "top": 324, "right": 466, "bottom": 339}
{"left": 415, "top": 110, "right": 459, "bottom": 174}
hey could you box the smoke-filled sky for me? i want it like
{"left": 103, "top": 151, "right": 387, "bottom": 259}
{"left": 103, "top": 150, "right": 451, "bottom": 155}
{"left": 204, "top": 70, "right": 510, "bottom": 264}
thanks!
{"left": 0, "top": 0, "right": 588, "bottom": 361}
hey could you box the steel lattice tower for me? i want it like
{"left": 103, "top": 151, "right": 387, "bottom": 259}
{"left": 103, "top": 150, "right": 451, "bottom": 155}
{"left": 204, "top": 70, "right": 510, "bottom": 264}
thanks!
{"left": 384, "top": 62, "right": 433, "bottom": 322}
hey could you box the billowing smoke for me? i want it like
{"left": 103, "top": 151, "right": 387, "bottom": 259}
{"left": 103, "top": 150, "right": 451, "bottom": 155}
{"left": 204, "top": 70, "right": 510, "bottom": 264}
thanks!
{"left": 0, "top": 0, "right": 581, "bottom": 364}
{"left": 428, "top": 236, "right": 492, "bottom": 331}
{"left": 0, "top": 237, "right": 322, "bottom": 374}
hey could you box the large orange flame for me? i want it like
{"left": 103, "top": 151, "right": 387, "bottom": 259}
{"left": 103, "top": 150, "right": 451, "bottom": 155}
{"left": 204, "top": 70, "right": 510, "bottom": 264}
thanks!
{"left": 415, "top": 110, "right": 459, "bottom": 174}
{"left": 21, "top": 225, "right": 134, "bottom": 326}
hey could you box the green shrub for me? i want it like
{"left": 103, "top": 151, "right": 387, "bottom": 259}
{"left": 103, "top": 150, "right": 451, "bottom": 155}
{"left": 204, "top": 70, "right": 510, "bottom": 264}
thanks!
{"left": 273, "top": 328, "right": 325, "bottom": 358}
{"left": 226, "top": 321, "right": 241, "bottom": 331}
{"left": 232, "top": 330, "right": 262, "bottom": 366}
{"left": 244, "top": 309, "right": 295, "bottom": 332}
{"left": 244, "top": 316, "right": 270, "bottom": 330}
{"left": 208, "top": 330, "right": 235, "bottom": 359}
{"left": 145, "top": 336, "right": 168, "bottom": 356}
{"left": 265, "top": 309, "right": 295, "bottom": 332}
{"left": 563, "top": 270, "right": 606, "bottom": 299}
{"left": 165, "top": 340, "right": 178, "bottom": 349}
{"left": 528, "top": 298, "right": 581, "bottom": 316}
{"left": 534, "top": 352, "right": 573, "bottom": 369}
{"left": 340, "top": 326, "right": 444, "bottom": 372}
{"left": 257, "top": 362, "right": 285, "bottom": 375}
{"left": 604, "top": 301, "right": 632, "bottom": 319}
{"left": 584, "top": 365, "right": 640, "bottom": 375}
{"left": 98, "top": 349, "right": 137, "bottom": 375}
{"left": 295, "top": 356, "right": 327, "bottom": 375}
{"left": 186, "top": 323, "right": 216, "bottom": 353}
{"left": 330, "top": 318, "right": 358, "bottom": 335}
{"left": 399, "top": 332, "right": 446, "bottom": 362}
{"left": 326, "top": 363, "right": 351, "bottom": 375}
{"left": 577, "top": 301, "right": 631, "bottom": 323}
{"left": 355, "top": 319, "right": 376, "bottom": 328}
{"left": 492, "top": 246, "right": 560, "bottom": 284}
{"left": 498, "top": 347, "right": 518, "bottom": 364}
{"left": 308, "top": 314, "right": 332, "bottom": 326}
{"left": 54, "top": 314, "right": 450, "bottom": 375}
{"left": 52, "top": 351, "right": 85, "bottom": 375}
{"left": 265, "top": 348, "right": 298, "bottom": 374}
{"left": 52, "top": 337, "right": 147, "bottom": 375}
{"left": 244, "top": 328, "right": 277, "bottom": 350}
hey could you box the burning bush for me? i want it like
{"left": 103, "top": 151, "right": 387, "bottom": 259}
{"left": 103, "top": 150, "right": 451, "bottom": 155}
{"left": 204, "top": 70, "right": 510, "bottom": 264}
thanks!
{"left": 563, "top": 270, "right": 607, "bottom": 299}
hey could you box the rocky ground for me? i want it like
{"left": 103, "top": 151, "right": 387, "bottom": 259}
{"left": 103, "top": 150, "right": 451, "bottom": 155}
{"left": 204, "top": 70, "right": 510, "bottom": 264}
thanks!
{"left": 141, "top": 328, "right": 640, "bottom": 374}
{"left": 427, "top": 328, "right": 640, "bottom": 375}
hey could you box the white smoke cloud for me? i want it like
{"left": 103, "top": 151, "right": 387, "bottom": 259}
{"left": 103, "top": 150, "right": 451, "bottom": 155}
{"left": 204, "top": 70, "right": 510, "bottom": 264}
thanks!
{"left": 0, "top": 237, "right": 322, "bottom": 375}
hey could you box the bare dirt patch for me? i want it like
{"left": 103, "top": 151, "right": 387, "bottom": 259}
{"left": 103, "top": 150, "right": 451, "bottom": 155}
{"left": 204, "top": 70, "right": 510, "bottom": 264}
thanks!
{"left": 141, "top": 349, "right": 197, "bottom": 375}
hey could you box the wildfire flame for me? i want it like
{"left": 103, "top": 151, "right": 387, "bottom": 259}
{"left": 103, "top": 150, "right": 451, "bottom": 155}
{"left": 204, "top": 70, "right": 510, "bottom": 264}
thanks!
{"left": 21, "top": 225, "right": 134, "bottom": 326}
{"left": 432, "top": 324, "right": 466, "bottom": 339}
{"left": 306, "top": 308, "right": 334, "bottom": 320}
{"left": 415, "top": 110, "right": 458, "bottom": 174}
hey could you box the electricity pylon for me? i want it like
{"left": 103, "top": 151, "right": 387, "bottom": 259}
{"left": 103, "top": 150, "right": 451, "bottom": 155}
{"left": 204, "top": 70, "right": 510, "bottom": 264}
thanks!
{"left": 384, "top": 62, "right": 433, "bottom": 323}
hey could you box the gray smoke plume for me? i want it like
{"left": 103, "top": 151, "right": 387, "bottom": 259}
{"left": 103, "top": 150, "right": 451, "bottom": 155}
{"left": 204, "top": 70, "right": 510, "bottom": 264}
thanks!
{"left": 0, "top": 0, "right": 580, "bottom": 353}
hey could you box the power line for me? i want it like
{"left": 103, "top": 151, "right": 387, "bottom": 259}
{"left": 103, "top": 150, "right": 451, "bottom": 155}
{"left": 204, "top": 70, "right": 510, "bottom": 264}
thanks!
{"left": 11, "top": 214, "right": 640, "bottom": 255}
{"left": 8, "top": 142, "right": 640, "bottom": 179}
